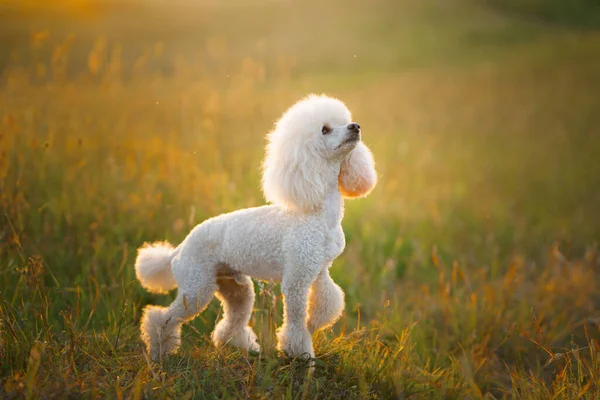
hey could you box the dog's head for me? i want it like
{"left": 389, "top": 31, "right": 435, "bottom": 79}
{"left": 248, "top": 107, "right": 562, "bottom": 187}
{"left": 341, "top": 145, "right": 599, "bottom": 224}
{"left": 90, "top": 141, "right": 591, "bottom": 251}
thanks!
{"left": 262, "top": 94, "right": 377, "bottom": 211}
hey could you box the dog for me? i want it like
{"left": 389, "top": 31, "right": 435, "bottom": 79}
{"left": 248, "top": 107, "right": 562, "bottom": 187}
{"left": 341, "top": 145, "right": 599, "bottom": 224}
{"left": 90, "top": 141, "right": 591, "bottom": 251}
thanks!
{"left": 135, "top": 94, "right": 377, "bottom": 361}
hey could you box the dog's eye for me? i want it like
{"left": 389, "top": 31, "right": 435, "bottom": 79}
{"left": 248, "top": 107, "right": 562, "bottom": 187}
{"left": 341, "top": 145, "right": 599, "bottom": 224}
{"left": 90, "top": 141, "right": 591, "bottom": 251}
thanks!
{"left": 322, "top": 125, "right": 331, "bottom": 135}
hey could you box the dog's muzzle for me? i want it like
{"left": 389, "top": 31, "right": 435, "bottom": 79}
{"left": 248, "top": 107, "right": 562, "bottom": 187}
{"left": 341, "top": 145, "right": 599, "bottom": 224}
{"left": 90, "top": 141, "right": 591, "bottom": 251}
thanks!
{"left": 346, "top": 122, "right": 361, "bottom": 142}
{"left": 345, "top": 129, "right": 361, "bottom": 143}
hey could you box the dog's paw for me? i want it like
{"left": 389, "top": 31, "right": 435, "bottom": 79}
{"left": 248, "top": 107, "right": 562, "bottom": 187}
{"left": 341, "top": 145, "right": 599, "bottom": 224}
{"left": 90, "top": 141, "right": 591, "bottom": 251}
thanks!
{"left": 277, "top": 324, "right": 314, "bottom": 360}
{"left": 231, "top": 327, "right": 261, "bottom": 353}
{"left": 248, "top": 338, "right": 261, "bottom": 353}
{"left": 248, "top": 340, "right": 261, "bottom": 357}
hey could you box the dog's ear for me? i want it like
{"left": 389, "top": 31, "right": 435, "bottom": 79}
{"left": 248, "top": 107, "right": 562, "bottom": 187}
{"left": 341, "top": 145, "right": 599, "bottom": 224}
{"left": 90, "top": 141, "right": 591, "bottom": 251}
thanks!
{"left": 262, "top": 130, "right": 332, "bottom": 212}
{"left": 338, "top": 142, "right": 377, "bottom": 198}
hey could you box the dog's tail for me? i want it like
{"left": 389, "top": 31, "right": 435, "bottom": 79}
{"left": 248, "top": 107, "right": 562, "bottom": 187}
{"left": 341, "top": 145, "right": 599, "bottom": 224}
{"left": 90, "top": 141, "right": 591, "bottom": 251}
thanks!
{"left": 135, "top": 241, "right": 180, "bottom": 294}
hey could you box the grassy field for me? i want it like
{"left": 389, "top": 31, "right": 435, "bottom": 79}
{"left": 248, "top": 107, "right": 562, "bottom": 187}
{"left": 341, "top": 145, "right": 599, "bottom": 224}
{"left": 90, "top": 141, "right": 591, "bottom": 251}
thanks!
{"left": 1, "top": 0, "right": 600, "bottom": 398}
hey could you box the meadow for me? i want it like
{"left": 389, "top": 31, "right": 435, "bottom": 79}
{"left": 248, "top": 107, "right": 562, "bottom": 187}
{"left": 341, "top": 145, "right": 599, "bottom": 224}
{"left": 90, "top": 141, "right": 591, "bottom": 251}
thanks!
{"left": 1, "top": 0, "right": 600, "bottom": 398}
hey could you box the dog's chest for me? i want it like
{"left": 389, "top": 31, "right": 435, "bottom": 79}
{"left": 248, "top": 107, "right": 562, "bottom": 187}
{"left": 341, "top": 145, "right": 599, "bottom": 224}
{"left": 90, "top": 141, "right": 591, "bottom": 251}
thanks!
{"left": 321, "top": 191, "right": 346, "bottom": 263}
{"left": 325, "top": 224, "right": 345, "bottom": 263}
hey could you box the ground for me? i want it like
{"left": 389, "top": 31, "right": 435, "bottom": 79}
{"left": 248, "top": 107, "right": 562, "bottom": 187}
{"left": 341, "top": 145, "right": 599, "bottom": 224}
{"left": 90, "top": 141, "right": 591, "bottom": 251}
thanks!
{"left": 1, "top": 0, "right": 600, "bottom": 398}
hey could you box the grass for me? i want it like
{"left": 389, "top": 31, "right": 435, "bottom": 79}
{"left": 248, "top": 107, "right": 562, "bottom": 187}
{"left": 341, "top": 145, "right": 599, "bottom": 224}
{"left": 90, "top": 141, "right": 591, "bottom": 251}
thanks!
{"left": 1, "top": 0, "right": 600, "bottom": 398}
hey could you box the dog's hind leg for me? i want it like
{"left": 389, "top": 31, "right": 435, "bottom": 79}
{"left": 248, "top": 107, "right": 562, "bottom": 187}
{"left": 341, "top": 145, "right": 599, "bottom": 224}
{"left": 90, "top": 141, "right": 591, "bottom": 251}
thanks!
{"left": 141, "top": 259, "right": 217, "bottom": 361}
{"left": 212, "top": 275, "right": 260, "bottom": 352}
{"left": 307, "top": 267, "right": 345, "bottom": 334}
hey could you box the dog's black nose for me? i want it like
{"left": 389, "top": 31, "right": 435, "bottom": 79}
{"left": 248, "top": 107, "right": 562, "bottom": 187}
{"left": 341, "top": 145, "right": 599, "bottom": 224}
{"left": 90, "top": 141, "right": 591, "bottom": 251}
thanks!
{"left": 347, "top": 123, "right": 360, "bottom": 132}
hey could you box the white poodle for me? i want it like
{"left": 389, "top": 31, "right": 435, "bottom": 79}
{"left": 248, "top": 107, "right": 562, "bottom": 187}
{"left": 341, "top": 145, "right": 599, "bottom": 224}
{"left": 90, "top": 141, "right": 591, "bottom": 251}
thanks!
{"left": 135, "top": 94, "right": 377, "bottom": 361}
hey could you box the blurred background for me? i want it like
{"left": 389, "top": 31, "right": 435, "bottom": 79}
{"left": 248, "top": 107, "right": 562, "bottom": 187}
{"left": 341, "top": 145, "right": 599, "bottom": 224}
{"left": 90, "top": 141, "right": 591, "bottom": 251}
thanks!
{"left": 1, "top": 0, "right": 599, "bottom": 397}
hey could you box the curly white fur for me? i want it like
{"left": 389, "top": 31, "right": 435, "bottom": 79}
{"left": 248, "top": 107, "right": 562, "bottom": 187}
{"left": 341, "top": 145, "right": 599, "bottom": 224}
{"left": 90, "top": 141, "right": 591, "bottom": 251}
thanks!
{"left": 135, "top": 94, "right": 377, "bottom": 361}
{"left": 134, "top": 242, "right": 178, "bottom": 294}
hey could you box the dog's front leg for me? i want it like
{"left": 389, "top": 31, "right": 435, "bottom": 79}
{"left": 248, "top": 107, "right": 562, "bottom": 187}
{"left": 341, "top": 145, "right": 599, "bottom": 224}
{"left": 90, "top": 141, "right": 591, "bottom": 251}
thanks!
{"left": 277, "top": 269, "right": 318, "bottom": 360}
